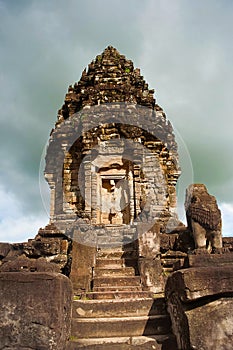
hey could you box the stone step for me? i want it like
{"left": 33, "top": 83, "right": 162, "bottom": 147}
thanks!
{"left": 85, "top": 291, "right": 153, "bottom": 300}
{"left": 96, "top": 258, "right": 123, "bottom": 268}
{"left": 68, "top": 334, "right": 177, "bottom": 350}
{"left": 72, "top": 298, "right": 168, "bottom": 318}
{"left": 97, "top": 231, "right": 136, "bottom": 239}
{"left": 95, "top": 258, "right": 138, "bottom": 269}
{"left": 97, "top": 226, "right": 137, "bottom": 235}
{"left": 94, "top": 267, "right": 135, "bottom": 277}
{"left": 97, "top": 230, "right": 135, "bottom": 235}
{"left": 161, "top": 251, "right": 187, "bottom": 259}
{"left": 93, "top": 285, "right": 142, "bottom": 292}
{"left": 97, "top": 250, "right": 138, "bottom": 259}
{"left": 97, "top": 237, "right": 136, "bottom": 247}
{"left": 97, "top": 244, "right": 137, "bottom": 256}
{"left": 97, "top": 241, "right": 138, "bottom": 249}
{"left": 71, "top": 315, "right": 171, "bottom": 338}
{"left": 93, "top": 276, "right": 141, "bottom": 287}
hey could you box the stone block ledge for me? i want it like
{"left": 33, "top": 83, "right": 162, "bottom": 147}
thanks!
{"left": 185, "top": 252, "right": 233, "bottom": 268}
{"left": 165, "top": 265, "right": 233, "bottom": 302}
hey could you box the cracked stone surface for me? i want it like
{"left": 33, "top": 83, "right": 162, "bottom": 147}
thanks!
{"left": 0, "top": 272, "right": 72, "bottom": 350}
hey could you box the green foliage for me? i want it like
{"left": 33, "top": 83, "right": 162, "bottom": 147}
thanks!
{"left": 69, "top": 335, "right": 79, "bottom": 341}
{"left": 97, "top": 55, "right": 102, "bottom": 62}
{"left": 125, "top": 67, "right": 130, "bottom": 73}
{"left": 73, "top": 294, "right": 91, "bottom": 300}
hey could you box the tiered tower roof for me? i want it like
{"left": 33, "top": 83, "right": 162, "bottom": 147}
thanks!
{"left": 57, "top": 46, "right": 156, "bottom": 123}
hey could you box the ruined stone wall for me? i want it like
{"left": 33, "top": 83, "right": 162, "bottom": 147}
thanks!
{"left": 0, "top": 223, "right": 72, "bottom": 275}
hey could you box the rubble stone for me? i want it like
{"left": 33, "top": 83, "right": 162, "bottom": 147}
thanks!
{"left": 0, "top": 255, "right": 60, "bottom": 273}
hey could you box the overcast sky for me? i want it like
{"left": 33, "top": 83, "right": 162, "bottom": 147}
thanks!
{"left": 0, "top": 0, "right": 233, "bottom": 242}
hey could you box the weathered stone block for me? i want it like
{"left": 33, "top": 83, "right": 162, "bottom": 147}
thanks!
{"left": 0, "top": 272, "right": 72, "bottom": 349}
{"left": 0, "top": 255, "right": 60, "bottom": 273}
{"left": 185, "top": 298, "right": 233, "bottom": 350}
{"left": 31, "top": 237, "right": 63, "bottom": 255}
{"left": 167, "top": 292, "right": 233, "bottom": 350}
{"left": 223, "top": 236, "right": 233, "bottom": 251}
{"left": 138, "top": 230, "right": 160, "bottom": 258}
{"left": 69, "top": 240, "right": 96, "bottom": 293}
{"left": 0, "top": 243, "right": 11, "bottom": 259}
{"left": 166, "top": 266, "right": 233, "bottom": 301}
{"left": 185, "top": 252, "right": 233, "bottom": 268}
{"left": 139, "top": 257, "right": 164, "bottom": 294}
{"left": 160, "top": 233, "right": 178, "bottom": 252}
{"left": 165, "top": 267, "right": 233, "bottom": 350}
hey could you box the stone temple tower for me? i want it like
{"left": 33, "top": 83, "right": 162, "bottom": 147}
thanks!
{"left": 44, "top": 46, "right": 182, "bottom": 292}
{"left": 45, "top": 46, "right": 181, "bottom": 244}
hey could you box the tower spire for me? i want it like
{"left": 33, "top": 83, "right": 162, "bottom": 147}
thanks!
{"left": 57, "top": 46, "right": 155, "bottom": 122}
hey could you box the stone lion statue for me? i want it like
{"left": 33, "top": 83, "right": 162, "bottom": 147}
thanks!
{"left": 185, "top": 184, "right": 222, "bottom": 253}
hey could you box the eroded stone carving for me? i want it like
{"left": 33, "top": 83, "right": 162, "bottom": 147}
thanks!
{"left": 185, "top": 184, "right": 222, "bottom": 253}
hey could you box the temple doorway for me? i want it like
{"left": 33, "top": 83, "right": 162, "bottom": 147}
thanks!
{"left": 96, "top": 167, "right": 133, "bottom": 225}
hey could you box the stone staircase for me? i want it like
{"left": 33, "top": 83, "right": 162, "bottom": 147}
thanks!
{"left": 68, "top": 243, "right": 177, "bottom": 349}
{"left": 161, "top": 250, "right": 187, "bottom": 275}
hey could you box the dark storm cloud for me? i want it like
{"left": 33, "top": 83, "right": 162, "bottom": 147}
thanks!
{"left": 0, "top": 0, "right": 146, "bottom": 190}
{"left": 137, "top": 0, "right": 233, "bottom": 201}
